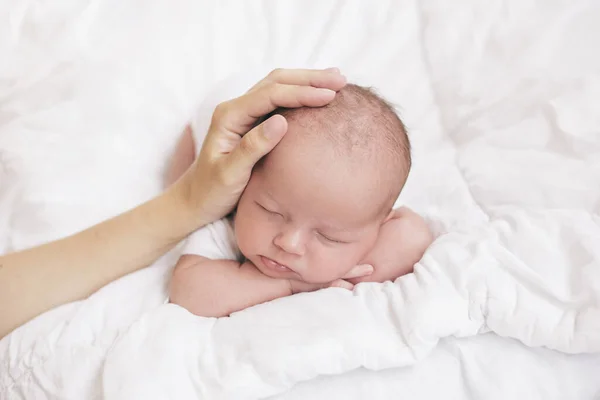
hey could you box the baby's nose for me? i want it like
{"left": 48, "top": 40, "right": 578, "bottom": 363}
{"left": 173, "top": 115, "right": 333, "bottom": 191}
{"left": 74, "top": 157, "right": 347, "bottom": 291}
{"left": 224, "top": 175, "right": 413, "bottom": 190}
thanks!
{"left": 273, "top": 229, "right": 306, "bottom": 256}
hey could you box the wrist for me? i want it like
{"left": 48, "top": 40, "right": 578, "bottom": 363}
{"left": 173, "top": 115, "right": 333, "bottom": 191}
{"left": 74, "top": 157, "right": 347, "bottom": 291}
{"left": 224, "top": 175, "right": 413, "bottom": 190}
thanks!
{"left": 287, "top": 278, "right": 325, "bottom": 295}
{"left": 286, "top": 278, "right": 296, "bottom": 295}
{"left": 163, "top": 178, "right": 210, "bottom": 237}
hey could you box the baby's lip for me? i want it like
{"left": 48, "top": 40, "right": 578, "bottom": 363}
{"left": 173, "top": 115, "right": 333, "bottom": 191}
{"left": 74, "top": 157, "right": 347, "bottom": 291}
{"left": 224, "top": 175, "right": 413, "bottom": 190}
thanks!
{"left": 260, "top": 255, "right": 295, "bottom": 273}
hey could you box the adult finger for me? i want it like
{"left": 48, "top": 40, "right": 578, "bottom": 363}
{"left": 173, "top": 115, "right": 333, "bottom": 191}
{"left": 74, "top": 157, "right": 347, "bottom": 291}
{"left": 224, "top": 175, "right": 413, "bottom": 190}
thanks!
{"left": 220, "top": 83, "right": 337, "bottom": 134}
{"left": 248, "top": 68, "right": 346, "bottom": 93}
{"left": 222, "top": 114, "right": 288, "bottom": 178}
{"left": 341, "top": 264, "right": 374, "bottom": 280}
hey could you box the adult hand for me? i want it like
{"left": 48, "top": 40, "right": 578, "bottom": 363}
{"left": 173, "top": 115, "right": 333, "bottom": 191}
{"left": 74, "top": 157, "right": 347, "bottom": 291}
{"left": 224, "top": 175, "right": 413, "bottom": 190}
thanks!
{"left": 173, "top": 68, "right": 347, "bottom": 226}
{"left": 0, "top": 68, "right": 346, "bottom": 338}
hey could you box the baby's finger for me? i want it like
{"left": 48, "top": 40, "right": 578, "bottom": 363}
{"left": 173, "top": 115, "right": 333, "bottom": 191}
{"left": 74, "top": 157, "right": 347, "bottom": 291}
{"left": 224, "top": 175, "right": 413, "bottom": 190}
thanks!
{"left": 342, "top": 264, "right": 374, "bottom": 279}
{"left": 330, "top": 280, "right": 354, "bottom": 290}
{"left": 249, "top": 68, "right": 346, "bottom": 93}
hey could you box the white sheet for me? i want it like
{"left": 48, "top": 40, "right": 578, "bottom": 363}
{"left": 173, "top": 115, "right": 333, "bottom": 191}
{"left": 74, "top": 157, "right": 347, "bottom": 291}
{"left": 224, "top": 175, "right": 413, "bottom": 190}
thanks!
{"left": 1, "top": 0, "right": 599, "bottom": 399}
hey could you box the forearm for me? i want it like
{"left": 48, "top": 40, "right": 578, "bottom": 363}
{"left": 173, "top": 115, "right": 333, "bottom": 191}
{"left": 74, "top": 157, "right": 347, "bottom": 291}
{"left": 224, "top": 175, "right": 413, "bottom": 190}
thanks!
{"left": 169, "top": 256, "right": 292, "bottom": 318}
{"left": 0, "top": 186, "right": 204, "bottom": 338}
{"left": 351, "top": 206, "right": 433, "bottom": 284}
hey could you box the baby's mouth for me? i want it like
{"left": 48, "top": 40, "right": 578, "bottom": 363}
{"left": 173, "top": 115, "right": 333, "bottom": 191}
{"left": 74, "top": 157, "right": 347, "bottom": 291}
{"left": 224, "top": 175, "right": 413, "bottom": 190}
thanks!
{"left": 259, "top": 255, "right": 294, "bottom": 273}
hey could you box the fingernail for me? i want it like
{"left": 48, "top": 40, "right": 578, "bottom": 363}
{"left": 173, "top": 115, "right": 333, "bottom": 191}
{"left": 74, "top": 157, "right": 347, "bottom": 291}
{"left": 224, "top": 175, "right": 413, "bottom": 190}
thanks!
{"left": 262, "top": 116, "right": 281, "bottom": 140}
{"left": 333, "top": 281, "right": 354, "bottom": 290}
{"left": 316, "top": 88, "right": 336, "bottom": 97}
{"left": 325, "top": 67, "right": 340, "bottom": 73}
{"left": 358, "top": 264, "right": 374, "bottom": 274}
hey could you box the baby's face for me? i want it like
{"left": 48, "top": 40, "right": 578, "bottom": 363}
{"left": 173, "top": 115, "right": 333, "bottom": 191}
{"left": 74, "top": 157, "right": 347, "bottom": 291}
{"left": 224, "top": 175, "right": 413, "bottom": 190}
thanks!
{"left": 234, "top": 135, "right": 389, "bottom": 284}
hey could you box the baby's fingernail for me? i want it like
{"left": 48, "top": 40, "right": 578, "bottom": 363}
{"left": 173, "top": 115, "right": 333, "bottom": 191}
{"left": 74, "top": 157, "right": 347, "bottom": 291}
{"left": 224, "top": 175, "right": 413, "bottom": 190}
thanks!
{"left": 325, "top": 67, "right": 340, "bottom": 73}
{"left": 333, "top": 281, "right": 354, "bottom": 290}
{"left": 359, "top": 264, "right": 374, "bottom": 274}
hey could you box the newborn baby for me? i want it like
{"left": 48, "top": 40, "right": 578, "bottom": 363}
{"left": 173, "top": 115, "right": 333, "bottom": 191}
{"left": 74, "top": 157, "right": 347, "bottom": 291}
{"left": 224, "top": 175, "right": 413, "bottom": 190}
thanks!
{"left": 167, "top": 83, "right": 433, "bottom": 317}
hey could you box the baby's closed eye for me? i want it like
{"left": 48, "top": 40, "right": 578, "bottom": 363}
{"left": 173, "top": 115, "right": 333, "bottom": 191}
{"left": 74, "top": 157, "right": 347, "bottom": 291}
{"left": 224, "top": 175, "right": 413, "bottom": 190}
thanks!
{"left": 317, "top": 232, "right": 350, "bottom": 245}
{"left": 256, "top": 201, "right": 284, "bottom": 218}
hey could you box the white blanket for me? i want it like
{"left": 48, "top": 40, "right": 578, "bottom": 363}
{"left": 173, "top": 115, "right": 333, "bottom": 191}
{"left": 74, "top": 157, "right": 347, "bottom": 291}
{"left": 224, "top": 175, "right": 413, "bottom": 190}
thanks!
{"left": 1, "top": 0, "right": 599, "bottom": 399}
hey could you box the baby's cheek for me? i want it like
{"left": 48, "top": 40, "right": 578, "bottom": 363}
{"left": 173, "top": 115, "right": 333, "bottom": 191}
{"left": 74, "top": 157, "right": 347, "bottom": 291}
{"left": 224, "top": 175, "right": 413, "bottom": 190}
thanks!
{"left": 234, "top": 219, "right": 256, "bottom": 258}
{"left": 236, "top": 234, "right": 251, "bottom": 259}
{"left": 311, "top": 251, "right": 361, "bottom": 282}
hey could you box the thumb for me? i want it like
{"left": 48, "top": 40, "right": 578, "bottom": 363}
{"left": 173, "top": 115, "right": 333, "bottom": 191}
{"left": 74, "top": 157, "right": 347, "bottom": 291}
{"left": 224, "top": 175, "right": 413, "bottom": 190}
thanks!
{"left": 341, "top": 264, "right": 374, "bottom": 280}
{"left": 227, "top": 114, "right": 287, "bottom": 176}
{"left": 330, "top": 279, "right": 354, "bottom": 290}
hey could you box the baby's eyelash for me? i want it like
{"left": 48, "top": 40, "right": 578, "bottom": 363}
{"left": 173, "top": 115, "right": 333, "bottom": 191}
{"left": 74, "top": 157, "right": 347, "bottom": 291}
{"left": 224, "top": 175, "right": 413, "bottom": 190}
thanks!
{"left": 256, "top": 202, "right": 282, "bottom": 216}
{"left": 319, "top": 232, "right": 346, "bottom": 244}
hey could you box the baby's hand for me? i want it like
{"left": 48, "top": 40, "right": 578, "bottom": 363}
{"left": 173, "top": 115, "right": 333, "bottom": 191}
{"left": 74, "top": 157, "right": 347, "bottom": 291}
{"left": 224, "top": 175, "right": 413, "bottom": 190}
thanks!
{"left": 348, "top": 207, "right": 433, "bottom": 285}
{"left": 288, "top": 264, "right": 373, "bottom": 294}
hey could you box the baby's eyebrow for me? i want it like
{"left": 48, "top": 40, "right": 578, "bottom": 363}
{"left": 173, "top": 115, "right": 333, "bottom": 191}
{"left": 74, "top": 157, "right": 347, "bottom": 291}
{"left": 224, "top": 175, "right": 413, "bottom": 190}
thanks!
{"left": 319, "top": 223, "right": 358, "bottom": 234}
{"left": 261, "top": 190, "right": 279, "bottom": 203}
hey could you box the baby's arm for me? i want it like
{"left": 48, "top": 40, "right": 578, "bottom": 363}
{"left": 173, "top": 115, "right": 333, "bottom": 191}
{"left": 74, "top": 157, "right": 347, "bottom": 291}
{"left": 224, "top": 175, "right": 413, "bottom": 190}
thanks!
{"left": 169, "top": 255, "right": 293, "bottom": 318}
{"left": 349, "top": 207, "right": 434, "bottom": 285}
{"left": 169, "top": 254, "right": 372, "bottom": 317}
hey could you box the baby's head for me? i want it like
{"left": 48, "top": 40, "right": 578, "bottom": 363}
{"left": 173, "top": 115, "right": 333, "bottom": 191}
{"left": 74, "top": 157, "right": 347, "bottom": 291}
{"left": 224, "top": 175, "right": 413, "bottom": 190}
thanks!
{"left": 235, "top": 84, "right": 410, "bottom": 283}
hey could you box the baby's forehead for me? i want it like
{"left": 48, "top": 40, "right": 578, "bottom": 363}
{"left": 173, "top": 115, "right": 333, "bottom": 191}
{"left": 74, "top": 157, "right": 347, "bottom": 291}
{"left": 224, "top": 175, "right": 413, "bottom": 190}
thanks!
{"left": 257, "top": 83, "right": 410, "bottom": 215}
{"left": 257, "top": 139, "right": 390, "bottom": 223}
{"left": 266, "top": 120, "right": 354, "bottom": 172}
{"left": 267, "top": 111, "right": 384, "bottom": 182}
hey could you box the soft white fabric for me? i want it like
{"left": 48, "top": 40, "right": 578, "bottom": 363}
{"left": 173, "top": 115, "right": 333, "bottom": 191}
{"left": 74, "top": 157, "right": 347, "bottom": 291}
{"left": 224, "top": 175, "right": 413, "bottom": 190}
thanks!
{"left": 1, "top": 0, "right": 600, "bottom": 399}
{"left": 181, "top": 217, "right": 241, "bottom": 261}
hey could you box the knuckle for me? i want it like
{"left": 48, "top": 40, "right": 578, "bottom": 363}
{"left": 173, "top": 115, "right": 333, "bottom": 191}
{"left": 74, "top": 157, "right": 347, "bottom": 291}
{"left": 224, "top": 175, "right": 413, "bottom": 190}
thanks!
{"left": 268, "top": 68, "right": 284, "bottom": 80}
{"left": 238, "top": 134, "right": 258, "bottom": 155}
{"left": 259, "top": 82, "right": 281, "bottom": 106}
{"left": 212, "top": 101, "right": 230, "bottom": 120}
{"left": 262, "top": 81, "right": 280, "bottom": 93}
